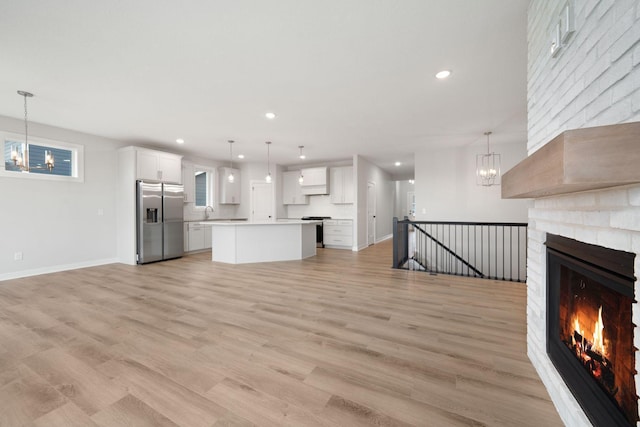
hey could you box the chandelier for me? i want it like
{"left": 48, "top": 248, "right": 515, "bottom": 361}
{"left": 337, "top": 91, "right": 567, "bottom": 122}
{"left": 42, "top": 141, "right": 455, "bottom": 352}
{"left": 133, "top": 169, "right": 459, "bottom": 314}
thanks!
{"left": 476, "top": 131, "right": 500, "bottom": 186}
{"left": 10, "top": 91, "right": 54, "bottom": 172}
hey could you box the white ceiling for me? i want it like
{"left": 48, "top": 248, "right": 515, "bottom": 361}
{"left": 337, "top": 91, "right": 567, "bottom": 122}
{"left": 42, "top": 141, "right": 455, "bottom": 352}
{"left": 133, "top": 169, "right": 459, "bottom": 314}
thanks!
{"left": 0, "top": 0, "right": 528, "bottom": 180}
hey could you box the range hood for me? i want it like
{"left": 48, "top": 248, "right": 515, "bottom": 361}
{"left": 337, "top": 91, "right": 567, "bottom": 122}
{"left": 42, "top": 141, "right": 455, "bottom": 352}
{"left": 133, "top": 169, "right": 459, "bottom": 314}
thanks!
{"left": 300, "top": 166, "right": 329, "bottom": 195}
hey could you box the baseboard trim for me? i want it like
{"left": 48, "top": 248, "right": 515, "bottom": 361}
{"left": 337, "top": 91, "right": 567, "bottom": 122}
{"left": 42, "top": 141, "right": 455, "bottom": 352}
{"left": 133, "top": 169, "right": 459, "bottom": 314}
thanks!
{"left": 376, "top": 233, "right": 392, "bottom": 243}
{"left": 0, "top": 258, "right": 119, "bottom": 282}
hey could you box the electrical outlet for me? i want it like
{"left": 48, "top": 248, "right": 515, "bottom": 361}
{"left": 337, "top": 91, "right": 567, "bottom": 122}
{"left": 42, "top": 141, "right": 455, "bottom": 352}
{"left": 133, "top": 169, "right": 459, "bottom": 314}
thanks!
{"left": 14, "top": 252, "right": 23, "bottom": 261}
{"left": 97, "top": 208, "right": 104, "bottom": 216}
{"left": 421, "top": 208, "right": 426, "bottom": 214}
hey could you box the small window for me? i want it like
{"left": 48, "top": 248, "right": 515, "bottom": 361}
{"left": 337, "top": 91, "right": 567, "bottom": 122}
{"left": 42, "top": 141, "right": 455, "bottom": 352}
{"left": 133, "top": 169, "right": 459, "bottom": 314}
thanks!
{"left": 195, "top": 171, "right": 209, "bottom": 207}
{"left": 1, "top": 132, "right": 83, "bottom": 182}
{"left": 193, "top": 167, "right": 214, "bottom": 208}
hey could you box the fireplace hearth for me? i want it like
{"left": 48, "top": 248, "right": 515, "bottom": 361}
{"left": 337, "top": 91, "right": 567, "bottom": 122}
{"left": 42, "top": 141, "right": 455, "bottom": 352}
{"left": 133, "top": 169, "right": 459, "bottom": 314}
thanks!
{"left": 546, "top": 234, "right": 637, "bottom": 426}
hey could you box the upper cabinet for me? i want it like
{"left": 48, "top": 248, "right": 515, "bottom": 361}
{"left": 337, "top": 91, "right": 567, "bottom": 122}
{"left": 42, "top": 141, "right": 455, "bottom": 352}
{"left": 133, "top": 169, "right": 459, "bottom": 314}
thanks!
{"left": 282, "top": 171, "right": 309, "bottom": 205}
{"left": 182, "top": 162, "right": 195, "bottom": 203}
{"left": 300, "top": 167, "right": 329, "bottom": 195}
{"left": 136, "top": 148, "right": 182, "bottom": 183}
{"left": 219, "top": 167, "right": 240, "bottom": 204}
{"left": 330, "top": 166, "right": 354, "bottom": 204}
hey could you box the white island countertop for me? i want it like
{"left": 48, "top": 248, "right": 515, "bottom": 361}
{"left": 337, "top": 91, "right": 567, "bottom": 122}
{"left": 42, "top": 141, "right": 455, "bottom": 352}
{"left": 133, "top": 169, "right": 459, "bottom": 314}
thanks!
{"left": 196, "top": 219, "right": 321, "bottom": 226}
{"left": 203, "top": 220, "right": 319, "bottom": 264}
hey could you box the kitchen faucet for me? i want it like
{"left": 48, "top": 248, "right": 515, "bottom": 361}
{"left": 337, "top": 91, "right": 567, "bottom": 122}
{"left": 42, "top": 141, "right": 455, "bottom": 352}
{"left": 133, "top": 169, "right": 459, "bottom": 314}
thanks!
{"left": 204, "top": 205, "right": 214, "bottom": 219}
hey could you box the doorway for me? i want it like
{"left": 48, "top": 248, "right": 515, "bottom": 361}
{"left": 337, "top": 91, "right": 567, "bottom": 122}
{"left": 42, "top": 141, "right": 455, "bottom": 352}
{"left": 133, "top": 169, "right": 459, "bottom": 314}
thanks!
{"left": 251, "top": 181, "right": 273, "bottom": 222}
{"left": 367, "top": 181, "right": 376, "bottom": 246}
{"left": 407, "top": 191, "right": 415, "bottom": 218}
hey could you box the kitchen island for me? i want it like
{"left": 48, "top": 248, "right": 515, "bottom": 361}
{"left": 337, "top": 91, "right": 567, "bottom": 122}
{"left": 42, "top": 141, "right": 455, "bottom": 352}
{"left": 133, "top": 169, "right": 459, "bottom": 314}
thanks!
{"left": 199, "top": 220, "right": 320, "bottom": 264}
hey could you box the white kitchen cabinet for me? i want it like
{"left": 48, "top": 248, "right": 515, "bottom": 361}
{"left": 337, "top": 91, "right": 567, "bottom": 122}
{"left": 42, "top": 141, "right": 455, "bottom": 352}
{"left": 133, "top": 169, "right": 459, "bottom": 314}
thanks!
{"left": 182, "top": 162, "right": 195, "bottom": 203}
{"left": 300, "top": 167, "right": 329, "bottom": 195}
{"left": 187, "top": 222, "right": 212, "bottom": 251}
{"left": 204, "top": 224, "right": 212, "bottom": 248}
{"left": 323, "top": 219, "right": 353, "bottom": 248}
{"left": 330, "top": 166, "right": 354, "bottom": 204}
{"left": 282, "top": 171, "right": 309, "bottom": 205}
{"left": 135, "top": 148, "right": 182, "bottom": 183}
{"left": 187, "top": 223, "right": 205, "bottom": 251}
{"left": 219, "top": 167, "right": 240, "bottom": 204}
{"left": 183, "top": 222, "right": 189, "bottom": 251}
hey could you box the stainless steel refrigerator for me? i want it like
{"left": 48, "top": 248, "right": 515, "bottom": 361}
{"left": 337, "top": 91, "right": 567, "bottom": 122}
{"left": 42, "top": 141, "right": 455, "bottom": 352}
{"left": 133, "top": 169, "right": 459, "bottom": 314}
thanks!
{"left": 136, "top": 180, "right": 184, "bottom": 264}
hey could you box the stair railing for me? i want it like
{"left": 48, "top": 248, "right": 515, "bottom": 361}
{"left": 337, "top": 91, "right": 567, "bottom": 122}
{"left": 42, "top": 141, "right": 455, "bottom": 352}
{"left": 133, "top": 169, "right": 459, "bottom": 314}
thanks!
{"left": 393, "top": 218, "right": 528, "bottom": 282}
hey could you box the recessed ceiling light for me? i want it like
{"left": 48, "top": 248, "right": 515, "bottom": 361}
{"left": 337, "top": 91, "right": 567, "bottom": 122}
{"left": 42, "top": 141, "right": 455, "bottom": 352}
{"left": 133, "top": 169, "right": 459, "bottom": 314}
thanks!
{"left": 265, "top": 112, "right": 277, "bottom": 120}
{"left": 176, "top": 138, "right": 184, "bottom": 144}
{"left": 435, "top": 70, "right": 451, "bottom": 79}
{"left": 394, "top": 161, "right": 401, "bottom": 166}
{"left": 237, "top": 154, "right": 245, "bottom": 159}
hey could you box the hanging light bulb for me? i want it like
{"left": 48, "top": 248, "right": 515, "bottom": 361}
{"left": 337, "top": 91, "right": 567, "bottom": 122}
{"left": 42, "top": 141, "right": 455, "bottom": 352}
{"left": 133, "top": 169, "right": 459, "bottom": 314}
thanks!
{"left": 265, "top": 141, "right": 272, "bottom": 183}
{"left": 45, "top": 149, "right": 55, "bottom": 171}
{"left": 476, "top": 131, "right": 501, "bottom": 186}
{"left": 227, "top": 140, "right": 235, "bottom": 183}
{"left": 298, "top": 172, "right": 304, "bottom": 184}
{"left": 298, "top": 145, "right": 306, "bottom": 160}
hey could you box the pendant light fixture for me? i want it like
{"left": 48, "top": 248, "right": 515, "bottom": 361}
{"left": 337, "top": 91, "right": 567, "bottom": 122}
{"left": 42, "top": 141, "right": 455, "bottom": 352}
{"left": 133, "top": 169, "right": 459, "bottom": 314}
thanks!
{"left": 227, "top": 140, "right": 235, "bottom": 183}
{"left": 298, "top": 145, "right": 305, "bottom": 184}
{"left": 476, "top": 131, "right": 500, "bottom": 186}
{"left": 265, "top": 141, "right": 272, "bottom": 183}
{"left": 11, "top": 91, "right": 54, "bottom": 172}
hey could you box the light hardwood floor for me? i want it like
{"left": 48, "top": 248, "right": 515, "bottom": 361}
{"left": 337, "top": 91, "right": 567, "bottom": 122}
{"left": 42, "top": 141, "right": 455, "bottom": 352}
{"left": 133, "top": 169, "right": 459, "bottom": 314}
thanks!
{"left": 0, "top": 240, "right": 563, "bottom": 426}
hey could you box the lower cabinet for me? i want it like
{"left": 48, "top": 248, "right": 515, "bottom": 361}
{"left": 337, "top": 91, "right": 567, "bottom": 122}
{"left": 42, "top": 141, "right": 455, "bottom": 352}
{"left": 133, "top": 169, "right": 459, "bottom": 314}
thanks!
{"left": 186, "top": 223, "right": 212, "bottom": 252}
{"left": 323, "top": 219, "right": 353, "bottom": 249}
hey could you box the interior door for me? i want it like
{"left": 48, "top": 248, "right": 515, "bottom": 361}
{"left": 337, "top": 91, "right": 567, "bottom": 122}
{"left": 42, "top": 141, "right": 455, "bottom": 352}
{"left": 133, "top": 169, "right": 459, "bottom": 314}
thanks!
{"left": 367, "top": 181, "right": 376, "bottom": 246}
{"left": 251, "top": 181, "right": 274, "bottom": 222}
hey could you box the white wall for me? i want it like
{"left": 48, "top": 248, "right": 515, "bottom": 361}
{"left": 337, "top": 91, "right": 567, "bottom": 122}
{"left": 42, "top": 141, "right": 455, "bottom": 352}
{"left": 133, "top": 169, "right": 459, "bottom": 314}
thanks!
{"left": 414, "top": 141, "right": 530, "bottom": 222}
{"left": 526, "top": 1, "right": 640, "bottom": 426}
{"left": 394, "top": 180, "right": 414, "bottom": 219}
{"left": 354, "top": 155, "right": 395, "bottom": 250}
{"left": 0, "top": 115, "right": 124, "bottom": 280}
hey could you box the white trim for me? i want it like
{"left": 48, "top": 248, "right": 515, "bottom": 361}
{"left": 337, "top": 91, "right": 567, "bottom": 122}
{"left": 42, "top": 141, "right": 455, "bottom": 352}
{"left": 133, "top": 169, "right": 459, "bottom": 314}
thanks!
{"left": 0, "top": 258, "right": 118, "bottom": 282}
{"left": 0, "top": 131, "right": 85, "bottom": 183}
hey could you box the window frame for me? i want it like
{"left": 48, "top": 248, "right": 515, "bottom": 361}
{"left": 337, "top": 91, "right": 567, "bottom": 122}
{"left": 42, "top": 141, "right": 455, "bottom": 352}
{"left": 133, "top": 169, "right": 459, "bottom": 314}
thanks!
{"left": 0, "top": 131, "right": 84, "bottom": 183}
{"left": 192, "top": 165, "right": 215, "bottom": 211}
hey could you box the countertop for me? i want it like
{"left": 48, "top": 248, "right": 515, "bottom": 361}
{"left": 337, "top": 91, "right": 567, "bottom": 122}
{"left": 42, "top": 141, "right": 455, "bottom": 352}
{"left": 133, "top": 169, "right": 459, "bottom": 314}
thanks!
{"left": 197, "top": 220, "right": 322, "bottom": 226}
{"left": 187, "top": 218, "right": 247, "bottom": 223}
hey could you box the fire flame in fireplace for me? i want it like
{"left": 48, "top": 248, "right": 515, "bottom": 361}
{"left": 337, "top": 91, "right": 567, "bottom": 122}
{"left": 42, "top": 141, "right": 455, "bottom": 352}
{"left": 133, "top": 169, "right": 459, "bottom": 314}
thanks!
{"left": 592, "top": 306, "right": 606, "bottom": 356}
{"left": 571, "top": 305, "right": 607, "bottom": 359}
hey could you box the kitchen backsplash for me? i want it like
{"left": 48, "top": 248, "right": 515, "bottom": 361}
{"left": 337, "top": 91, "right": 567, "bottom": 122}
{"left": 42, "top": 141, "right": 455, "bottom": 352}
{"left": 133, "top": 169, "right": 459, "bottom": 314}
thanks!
{"left": 183, "top": 201, "right": 239, "bottom": 221}
{"left": 286, "top": 194, "right": 354, "bottom": 219}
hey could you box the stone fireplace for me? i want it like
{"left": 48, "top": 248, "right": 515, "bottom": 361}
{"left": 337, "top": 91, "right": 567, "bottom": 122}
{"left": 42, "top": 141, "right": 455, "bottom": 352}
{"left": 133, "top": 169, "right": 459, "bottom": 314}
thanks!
{"left": 503, "top": 122, "right": 640, "bottom": 426}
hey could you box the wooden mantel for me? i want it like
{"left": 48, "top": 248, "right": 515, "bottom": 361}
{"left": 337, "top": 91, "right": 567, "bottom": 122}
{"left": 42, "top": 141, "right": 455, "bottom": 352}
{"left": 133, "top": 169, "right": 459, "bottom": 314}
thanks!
{"left": 502, "top": 122, "right": 640, "bottom": 199}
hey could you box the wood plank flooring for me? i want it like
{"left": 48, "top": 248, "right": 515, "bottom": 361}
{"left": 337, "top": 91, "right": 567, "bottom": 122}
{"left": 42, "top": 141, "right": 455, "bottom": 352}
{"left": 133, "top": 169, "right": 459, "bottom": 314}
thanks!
{"left": 0, "top": 240, "right": 563, "bottom": 426}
